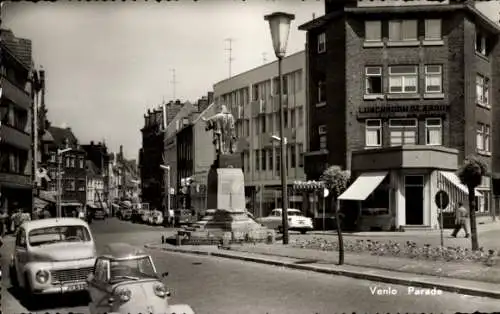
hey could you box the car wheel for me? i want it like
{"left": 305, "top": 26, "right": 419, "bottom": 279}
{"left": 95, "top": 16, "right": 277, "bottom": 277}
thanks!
{"left": 9, "top": 264, "right": 18, "bottom": 288}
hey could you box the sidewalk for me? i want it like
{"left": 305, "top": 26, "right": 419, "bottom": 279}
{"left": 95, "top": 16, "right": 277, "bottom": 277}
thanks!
{"left": 145, "top": 242, "right": 500, "bottom": 299}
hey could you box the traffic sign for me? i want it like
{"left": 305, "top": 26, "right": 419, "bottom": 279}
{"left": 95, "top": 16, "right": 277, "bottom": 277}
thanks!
{"left": 435, "top": 190, "right": 449, "bottom": 210}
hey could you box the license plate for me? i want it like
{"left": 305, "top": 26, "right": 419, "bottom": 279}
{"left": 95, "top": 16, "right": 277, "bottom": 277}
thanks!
{"left": 65, "top": 283, "right": 87, "bottom": 292}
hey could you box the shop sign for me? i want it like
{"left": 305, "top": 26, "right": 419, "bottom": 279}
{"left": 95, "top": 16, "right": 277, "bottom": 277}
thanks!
{"left": 358, "top": 104, "right": 448, "bottom": 118}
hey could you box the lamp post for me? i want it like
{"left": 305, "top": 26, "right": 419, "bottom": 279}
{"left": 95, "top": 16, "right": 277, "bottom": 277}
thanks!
{"left": 56, "top": 148, "right": 72, "bottom": 217}
{"left": 160, "top": 164, "right": 171, "bottom": 225}
{"left": 265, "top": 11, "right": 295, "bottom": 245}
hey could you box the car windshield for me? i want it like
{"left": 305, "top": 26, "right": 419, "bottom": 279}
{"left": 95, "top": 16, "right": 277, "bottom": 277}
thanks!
{"left": 288, "top": 211, "right": 304, "bottom": 217}
{"left": 109, "top": 256, "right": 157, "bottom": 282}
{"left": 29, "top": 225, "right": 91, "bottom": 246}
{"left": 201, "top": 215, "right": 214, "bottom": 221}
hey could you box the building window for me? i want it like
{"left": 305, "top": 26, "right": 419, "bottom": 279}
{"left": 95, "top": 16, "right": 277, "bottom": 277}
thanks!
{"left": 389, "top": 66, "right": 418, "bottom": 93}
{"left": 65, "top": 156, "right": 70, "bottom": 167}
{"left": 318, "top": 125, "right": 327, "bottom": 135}
{"left": 260, "top": 115, "right": 266, "bottom": 133}
{"left": 318, "top": 80, "right": 326, "bottom": 104}
{"left": 476, "top": 32, "right": 488, "bottom": 56}
{"left": 365, "top": 66, "right": 383, "bottom": 95}
{"left": 477, "top": 123, "right": 491, "bottom": 152}
{"left": 283, "top": 75, "right": 289, "bottom": 95}
{"left": 78, "top": 180, "right": 85, "bottom": 191}
{"left": 252, "top": 84, "right": 259, "bottom": 101}
{"left": 268, "top": 148, "right": 273, "bottom": 171}
{"left": 389, "top": 119, "right": 417, "bottom": 146}
{"left": 298, "top": 107, "right": 304, "bottom": 126}
{"left": 255, "top": 150, "right": 260, "bottom": 171}
{"left": 66, "top": 179, "right": 76, "bottom": 191}
{"left": 319, "top": 135, "right": 327, "bottom": 150}
{"left": 261, "top": 149, "right": 266, "bottom": 171}
{"left": 290, "top": 144, "right": 296, "bottom": 168}
{"left": 424, "top": 19, "right": 441, "bottom": 41}
{"left": 388, "top": 20, "right": 417, "bottom": 41}
{"left": 290, "top": 109, "right": 296, "bottom": 128}
{"left": 476, "top": 74, "right": 490, "bottom": 106}
{"left": 284, "top": 109, "right": 289, "bottom": 128}
{"left": 79, "top": 157, "right": 85, "bottom": 168}
{"left": 298, "top": 143, "right": 304, "bottom": 168}
{"left": 365, "top": 21, "right": 382, "bottom": 42}
{"left": 425, "top": 118, "right": 442, "bottom": 146}
{"left": 317, "top": 32, "right": 326, "bottom": 53}
{"left": 294, "top": 70, "right": 302, "bottom": 92}
{"left": 425, "top": 65, "right": 442, "bottom": 93}
{"left": 49, "top": 152, "right": 56, "bottom": 162}
{"left": 70, "top": 157, "right": 75, "bottom": 168}
{"left": 275, "top": 147, "right": 281, "bottom": 172}
{"left": 365, "top": 119, "right": 382, "bottom": 147}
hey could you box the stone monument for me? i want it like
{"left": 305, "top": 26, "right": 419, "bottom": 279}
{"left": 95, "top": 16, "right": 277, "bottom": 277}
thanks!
{"left": 202, "top": 104, "right": 245, "bottom": 211}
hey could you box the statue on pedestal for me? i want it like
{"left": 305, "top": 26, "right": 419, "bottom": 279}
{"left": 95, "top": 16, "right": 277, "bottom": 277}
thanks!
{"left": 202, "top": 105, "right": 237, "bottom": 156}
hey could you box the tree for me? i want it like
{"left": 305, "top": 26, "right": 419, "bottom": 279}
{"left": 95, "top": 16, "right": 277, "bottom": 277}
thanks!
{"left": 457, "top": 155, "right": 487, "bottom": 251}
{"left": 320, "top": 165, "right": 351, "bottom": 265}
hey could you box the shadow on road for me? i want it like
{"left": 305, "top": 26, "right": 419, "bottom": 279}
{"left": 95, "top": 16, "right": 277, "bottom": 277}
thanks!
{"left": 7, "top": 286, "right": 90, "bottom": 312}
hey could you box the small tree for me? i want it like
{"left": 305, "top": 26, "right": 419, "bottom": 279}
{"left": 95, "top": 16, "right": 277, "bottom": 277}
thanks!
{"left": 320, "top": 165, "right": 351, "bottom": 265}
{"left": 457, "top": 155, "right": 487, "bottom": 251}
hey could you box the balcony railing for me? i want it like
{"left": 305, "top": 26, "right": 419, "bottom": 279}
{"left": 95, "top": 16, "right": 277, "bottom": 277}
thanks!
{"left": 0, "top": 124, "right": 31, "bottom": 150}
{"left": 1, "top": 76, "right": 31, "bottom": 111}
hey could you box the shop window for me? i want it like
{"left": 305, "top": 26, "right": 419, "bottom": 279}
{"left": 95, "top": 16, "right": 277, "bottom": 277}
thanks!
{"left": 365, "top": 66, "right": 383, "bottom": 95}
{"left": 388, "top": 20, "right": 417, "bottom": 42}
{"left": 425, "top": 118, "right": 442, "bottom": 146}
{"left": 424, "top": 19, "right": 442, "bottom": 41}
{"left": 365, "top": 119, "right": 382, "bottom": 147}
{"left": 389, "top": 119, "right": 417, "bottom": 146}
{"left": 425, "top": 65, "right": 442, "bottom": 93}
{"left": 476, "top": 74, "right": 490, "bottom": 107}
{"left": 365, "top": 21, "right": 382, "bottom": 42}
{"left": 317, "top": 32, "right": 326, "bottom": 53}
{"left": 389, "top": 66, "right": 418, "bottom": 93}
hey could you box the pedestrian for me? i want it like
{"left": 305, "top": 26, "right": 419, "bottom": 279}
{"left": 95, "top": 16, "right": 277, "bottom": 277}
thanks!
{"left": 451, "top": 202, "right": 470, "bottom": 238}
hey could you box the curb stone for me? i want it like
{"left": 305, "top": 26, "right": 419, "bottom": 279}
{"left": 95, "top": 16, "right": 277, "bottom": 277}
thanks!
{"left": 144, "top": 243, "right": 500, "bottom": 300}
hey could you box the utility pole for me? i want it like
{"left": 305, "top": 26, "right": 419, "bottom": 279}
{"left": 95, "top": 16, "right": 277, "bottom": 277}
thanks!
{"left": 262, "top": 52, "right": 267, "bottom": 64}
{"left": 31, "top": 69, "right": 39, "bottom": 218}
{"left": 225, "top": 38, "right": 235, "bottom": 78}
{"left": 170, "top": 69, "right": 178, "bottom": 100}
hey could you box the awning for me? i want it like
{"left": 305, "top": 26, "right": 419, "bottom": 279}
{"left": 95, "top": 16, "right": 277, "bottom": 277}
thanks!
{"left": 39, "top": 190, "right": 56, "bottom": 203}
{"left": 61, "top": 202, "right": 82, "bottom": 207}
{"left": 338, "top": 171, "right": 388, "bottom": 201}
{"left": 34, "top": 197, "right": 49, "bottom": 210}
{"left": 438, "top": 171, "right": 482, "bottom": 197}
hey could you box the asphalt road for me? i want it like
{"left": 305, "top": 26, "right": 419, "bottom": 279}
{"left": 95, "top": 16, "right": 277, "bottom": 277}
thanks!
{"left": 2, "top": 218, "right": 500, "bottom": 314}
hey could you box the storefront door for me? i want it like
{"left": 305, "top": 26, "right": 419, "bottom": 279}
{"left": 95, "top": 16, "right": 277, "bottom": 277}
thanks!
{"left": 404, "top": 175, "right": 424, "bottom": 225}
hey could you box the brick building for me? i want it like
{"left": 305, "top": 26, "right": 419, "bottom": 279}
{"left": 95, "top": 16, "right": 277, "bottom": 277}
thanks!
{"left": 82, "top": 141, "right": 109, "bottom": 205}
{"left": 0, "top": 29, "right": 34, "bottom": 214}
{"left": 299, "top": 0, "right": 498, "bottom": 230}
{"left": 41, "top": 126, "right": 87, "bottom": 216}
{"left": 213, "top": 51, "right": 307, "bottom": 217}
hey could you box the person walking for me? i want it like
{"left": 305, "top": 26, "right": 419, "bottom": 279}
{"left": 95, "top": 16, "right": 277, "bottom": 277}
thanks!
{"left": 451, "top": 202, "right": 470, "bottom": 238}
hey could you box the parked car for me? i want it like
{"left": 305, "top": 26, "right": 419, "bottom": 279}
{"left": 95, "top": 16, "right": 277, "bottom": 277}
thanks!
{"left": 257, "top": 208, "right": 314, "bottom": 234}
{"left": 9, "top": 218, "right": 97, "bottom": 295}
{"left": 140, "top": 211, "right": 151, "bottom": 224}
{"left": 87, "top": 243, "right": 195, "bottom": 314}
{"left": 120, "top": 208, "right": 132, "bottom": 220}
{"left": 174, "top": 209, "right": 194, "bottom": 227}
{"left": 148, "top": 210, "right": 164, "bottom": 226}
{"left": 88, "top": 206, "right": 107, "bottom": 220}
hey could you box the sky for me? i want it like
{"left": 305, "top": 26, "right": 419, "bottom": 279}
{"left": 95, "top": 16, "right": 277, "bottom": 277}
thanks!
{"left": 2, "top": 1, "right": 499, "bottom": 160}
{"left": 1, "top": 0, "right": 324, "bottom": 160}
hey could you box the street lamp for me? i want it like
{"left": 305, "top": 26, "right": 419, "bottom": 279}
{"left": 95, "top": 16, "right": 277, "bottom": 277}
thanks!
{"left": 265, "top": 11, "right": 295, "bottom": 245}
{"left": 56, "top": 147, "right": 72, "bottom": 217}
{"left": 160, "top": 164, "right": 171, "bottom": 224}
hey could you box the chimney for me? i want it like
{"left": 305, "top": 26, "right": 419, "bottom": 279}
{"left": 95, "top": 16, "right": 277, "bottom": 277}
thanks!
{"left": 120, "top": 145, "right": 123, "bottom": 159}
{"left": 175, "top": 100, "right": 181, "bottom": 106}
{"left": 207, "top": 91, "right": 214, "bottom": 105}
{"left": 313, "top": 13, "right": 315, "bottom": 19}
{"left": 90, "top": 141, "right": 94, "bottom": 146}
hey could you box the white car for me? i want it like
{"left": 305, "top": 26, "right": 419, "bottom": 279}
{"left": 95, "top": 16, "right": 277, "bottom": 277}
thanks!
{"left": 257, "top": 208, "right": 313, "bottom": 234}
{"left": 9, "top": 218, "right": 97, "bottom": 295}
{"left": 148, "top": 210, "right": 164, "bottom": 225}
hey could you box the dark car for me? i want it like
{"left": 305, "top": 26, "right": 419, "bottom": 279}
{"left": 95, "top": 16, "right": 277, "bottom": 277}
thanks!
{"left": 174, "top": 209, "right": 195, "bottom": 227}
{"left": 89, "top": 206, "right": 107, "bottom": 220}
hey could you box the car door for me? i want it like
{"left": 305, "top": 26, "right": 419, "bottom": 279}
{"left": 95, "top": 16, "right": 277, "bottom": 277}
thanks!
{"left": 88, "top": 258, "right": 111, "bottom": 314}
{"left": 14, "top": 228, "right": 28, "bottom": 286}
{"left": 261, "top": 210, "right": 277, "bottom": 229}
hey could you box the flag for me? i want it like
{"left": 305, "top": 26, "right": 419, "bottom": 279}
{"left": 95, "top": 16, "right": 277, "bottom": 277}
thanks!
{"left": 36, "top": 167, "right": 51, "bottom": 186}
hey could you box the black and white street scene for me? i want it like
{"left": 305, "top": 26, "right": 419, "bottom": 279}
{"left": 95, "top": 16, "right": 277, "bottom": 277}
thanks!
{"left": 2, "top": 0, "right": 500, "bottom": 313}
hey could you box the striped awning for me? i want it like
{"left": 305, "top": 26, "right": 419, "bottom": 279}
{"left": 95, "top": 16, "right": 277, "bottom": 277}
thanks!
{"left": 437, "top": 171, "right": 482, "bottom": 212}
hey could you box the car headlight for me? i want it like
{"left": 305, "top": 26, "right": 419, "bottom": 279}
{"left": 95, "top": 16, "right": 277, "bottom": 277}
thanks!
{"left": 115, "top": 288, "right": 131, "bottom": 302}
{"left": 36, "top": 269, "right": 50, "bottom": 284}
{"left": 153, "top": 283, "right": 168, "bottom": 298}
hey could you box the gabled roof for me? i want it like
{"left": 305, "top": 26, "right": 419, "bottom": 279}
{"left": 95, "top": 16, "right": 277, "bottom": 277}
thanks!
{"left": 0, "top": 29, "right": 33, "bottom": 69}
{"left": 47, "top": 126, "right": 78, "bottom": 147}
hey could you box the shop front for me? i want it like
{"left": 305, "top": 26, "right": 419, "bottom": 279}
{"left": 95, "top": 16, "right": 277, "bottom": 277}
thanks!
{"left": 338, "top": 146, "right": 482, "bottom": 231}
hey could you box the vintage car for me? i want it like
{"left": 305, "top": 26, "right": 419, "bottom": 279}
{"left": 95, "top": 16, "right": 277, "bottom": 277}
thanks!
{"left": 257, "top": 208, "right": 314, "bottom": 234}
{"left": 87, "top": 243, "right": 195, "bottom": 314}
{"left": 148, "top": 210, "right": 164, "bottom": 225}
{"left": 9, "top": 218, "right": 97, "bottom": 295}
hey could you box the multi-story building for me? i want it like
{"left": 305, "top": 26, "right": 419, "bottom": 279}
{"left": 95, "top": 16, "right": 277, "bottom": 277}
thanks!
{"left": 0, "top": 29, "right": 34, "bottom": 214}
{"left": 42, "top": 126, "right": 87, "bottom": 216}
{"left": 81, "top": 141, "right": 109, "bottom": 202}
{"left": 213, "top": 51, "right": 307, "bottom": 217}
{"left": 85, "top": 159, "right": 105, "bottom": 208}
{"left": 299, "top": 0, "right": 499, "bottom": 230}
